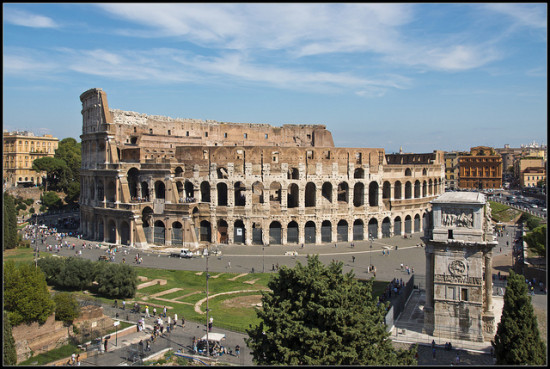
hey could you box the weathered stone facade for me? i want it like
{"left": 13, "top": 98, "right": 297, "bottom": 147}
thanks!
{"left": 423, "top": 192, "right": 498, "bottom": 342}
{"left": 79, "top": 88, "right": 445, "bottom": 249}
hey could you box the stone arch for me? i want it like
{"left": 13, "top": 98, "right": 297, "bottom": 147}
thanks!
{"left": 404, "top": 215, "right": 412, "bottom": 234}
{"left": 154, "top": 180, "right": 165, "bottom": 199}
{"left": 337, "top": 182, "right": 349, "bottom": 203}
{"left": 353, "top": 219, "right": 364, "bottom": 241}
{"left": 382, "top": 217, "right": 391, "bottom": 238}
{"left": 234, "top": 181, "right": 246, "bottom": 206}
{"left": 217, "top": 219, "right": 228, "bottom": 244}
{"left": 414, "top": 214, "right": 421, "bottom": 232}
{"left": 107, "top": 219, "right": 117, "bottom": 243}
{"left": 120, "top": 220, "right": 130, "bottom": 246}
{"left": 382, "top": 181, "right": 391, "bottom": 199}
{"left": 321, "top": 220, "right": 332, "bottom": 243}
{"left": 394, "top": 181, "right": 402, "bottom": 199}
{"left": 185, "top": 180, "right": 195, "bottom": 199}
{"left": 422, "top": 180, "right": 427, "bottom": 197}
{"left": 269, "top": 221, "right": 282, "bottom": 244}
{"left": 305, "top": 182, "right": 316, "bottom": 207}
{"left": 422, "top": 168, "right": 427, "bottom": 176}
{"left": 288, "top": 167, "right": 299, "bottom": 180}
{"left": 172, "top": 221, "right": 183, "bottom": 245}
{"left": 414, "top": 180, "right": 421, "bottom": 198}
{"left": 200, "top": 181, "right": 211, "bottom": 202}
{"left": 287, "top": 221, "right": 299, "bottom": 244}
{"left": 353, "top": 183, "right": 364, "bottom": 207}
{"left": 200, "top": 220, "right": 212, "bottom": 243}
{"left": 369, "top": 182, "right": 379, "bottom": 206}
{"left": 288, "top": 183, "right": 299, "bottom": 208}
{"left": 234, "top": 220, "right": 245, "bottom": 244}
{"left": 105, "top": 180, "right": 116, "bottom": 202}
{"left": 304, "top": 221, "right": 316, "bottom": 244}
{"left": 141, "top": 181, "right": 149, "bottom": 200}
{"left": 176, "top": 181, "right": 184, "bottom": 199}
{"left": 217, "top": 183, "right": 228, "bottom": 206}
{"left": 337, "top": 219, "right": 348, "bottom": 242}
{"left": 127, "top": 168, "right": 139, "bottom": 198}
{"left": 394, "top": 216, "right": 402, "bottom": 236}
{"left": 405, "top": 168, "right": 412, "bottom": 176}
{"left": 174, "top": 166, "right": 183, "bottom": 177}
{"left": 405, "top": 181, "right": 412, "bottom": 199}
{"left": 153, "top": 220, "right": 165, "bottom": 245}
{"left": 269, "top": 182, "right": 282, "bottom": 203}
{"left": 354, "top": 168, "right": 364, "bottom": 179}
{"left": 252, "top": 181, "right": 264, "bottom": 204}
{"left": 368, "top": 218, "right": 378, "bottom": 239}
{"left": 322, "top": 182, "right": 333, "bottom": 204}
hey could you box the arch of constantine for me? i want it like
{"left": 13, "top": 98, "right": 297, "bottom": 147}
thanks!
{"left": 79, "top": 88, "right": 445, "bottom": 249}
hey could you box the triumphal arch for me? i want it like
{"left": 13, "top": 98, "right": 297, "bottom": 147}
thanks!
{"left": 423, "top": 192, "right": 498, "bottom": 342}
{"left": 79, "top": 88, "right": 445, "bottom": 250}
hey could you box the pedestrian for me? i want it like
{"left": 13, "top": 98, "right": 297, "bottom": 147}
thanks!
{"left": 432, "top": 348, "right": 436, "bottom": 359}
{"left": 153, "top": 307, "right": 157, "bottom": 316}
{"left": 228, "top": 261, "right": 231, "bottom": 269}
{"left": 455, "top": 352, "right": 460, "bottom": 364}
{"left": 76, "top": 354, "right": 80, "bottom": 366}
{"left": 400, "top": 263, "right": 404, "bottom": 270}
{"left": 163, "top": 306, "right": 167, "bottom": 318}
{"left": 235, "top": 345, "right": 240, "bottom": 357}
{"left": 174, "top": 313, "right": 178, "bottom": 326}
{"left": 114, "top": 299, "right": 118, "bottom": 308}
{"left": 146, "top": 340, "right": 151, "bottom": 351}
{"left": 383, "top": 249, "right": 385, "bottom": 255}
{"left": 139, "top": 339, "right": 144, "bottom": 353}
{"left": 104, "top": 339, "right": 108, "bottom": 352}
{"left": 182, "top": 316, "right": 185, "bottom": 328}
{"left": 71, "top": 353, "right": 76, "bottom": 364}
{"left": 145, "top": 306, "right": 149, "bottom": 317}
{"left": 209, "top": 317, "right": 213, "bottom": 331}
{"left": 352, "top": 255, "right": 355, "bottom": 263}
{"left": 122, "top": 300, "right": 126, "bottom": 310}
{"left": 334, "top": 243, "right": 337, "bottom": 248}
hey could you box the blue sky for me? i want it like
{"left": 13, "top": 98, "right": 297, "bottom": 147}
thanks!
{"left": 3, "top": 3, "right": 547, "bottom": 153}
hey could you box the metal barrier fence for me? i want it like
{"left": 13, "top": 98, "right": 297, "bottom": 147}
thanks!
{"left": 384, "top": 275, "right": 415, "bottom": 332}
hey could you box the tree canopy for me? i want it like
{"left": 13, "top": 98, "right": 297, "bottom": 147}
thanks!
{"left": 3, "top": 311, "right": 17, "bottom": 365}
{"left": 492, "top": 270, "right": 546, "bottom": 365}
{"left": 53, "top": 292, "right": 80, "bottom": 324}
{"left": 246, "top": 255, "right": 416, "bottom": 365}
{"left": 4, "top": 261, "right": 55, "bottom": 326}
{"left": 523, "top": 225, "right": 546, "bottom": 258}
{"left": 3, "top": 193, "right": 18, "bottom": 250}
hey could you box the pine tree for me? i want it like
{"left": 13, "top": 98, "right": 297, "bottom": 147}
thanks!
{"left": 3, "top": 193, "right": 18, "bottom": 250}
{"left": 3, "top": 310, "right": 17, "bottom": 365}
{"left": 492, "top": 270, "right": 546, "bottom": 365}
{"left": 246, "top": 255, "right": 416, "bottom": 365}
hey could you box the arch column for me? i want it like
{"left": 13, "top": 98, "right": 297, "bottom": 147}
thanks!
{"left": 390, "top": 184, "right": 395, "bottom": 201}
{"left": 245, "top": 219, "right": 253, "bottom": 246}
{"left": 315, "top": 221, "right": 322, "bottom": 245}
{"left": 377, "top": 220, "right": 382, "bottom": 239}
{"left": 165, "top": 218, "right": 172, "bottom": 246}
{"left": 102, "top": 217, "right": 109, "bottom": 243}
{"left": 484, "top": 254, "right": 493, "bottom": 312}
{"left": 348, "top": 222, "right": 353, "bottom": 243}
{"left": 281, "top": 187, "right": 288, "bottom": 209}
{"left": 282, "top": 226, "right": 288, "bottom": 245}
{"left": 298, "top": 221, "right": 305, "bottom": 245}
{"left": 228, "top": 221, "right": 234, "bottom": 244}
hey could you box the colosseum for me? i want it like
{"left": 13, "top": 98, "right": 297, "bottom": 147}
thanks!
{"left": 79, "top": 88, "right": 445, "bottom": 249}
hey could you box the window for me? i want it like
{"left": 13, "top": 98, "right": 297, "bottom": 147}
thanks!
{"left": 168, "top": 130, "right": 171, "bottom": 135}
{"left": 186, "top": 131, "right": 189, "bottom": 137}
{"left": 461, "top": 288, "right": 468, "bottom": 301}
{"left": 448, "top": 229, "right": 453, "bottom": 239}
{"left": 149, "top": 129, "right": 153, "bottom": 134}
{"left": 244, "top": 133, "right": 248, "bottom": 139}
{"left": 265, "top": 134, "right": 268, "bottom": 139}
{"left": 224, "top": 133, "right": 228, "bottom": 138}
{"left": 205, "top": 132, "right": 208, "bottom": 137}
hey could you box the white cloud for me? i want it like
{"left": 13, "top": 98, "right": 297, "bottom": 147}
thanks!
{"left": 4, "top": 9, "right": 59, "bottom": 28}
{"left": 484, "top": 3, "right": 547, "bottom": 29}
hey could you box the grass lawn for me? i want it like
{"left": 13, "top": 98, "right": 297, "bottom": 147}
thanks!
{"left": 3, "top": 246, "right": 35, "bottom": 266}
{"left": 489, "top": 201, "right": 522, "bottom": 223}
{"left": 18, "top": 343, "right": 81, "bottom": 366}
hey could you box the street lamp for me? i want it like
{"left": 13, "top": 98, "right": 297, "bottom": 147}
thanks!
{"left": 205, "top": 245, "right": 210, "bottom": 356}
{"left": 369, "top": 234, "right": 373, "bottom": 273}
{"left": 262, "top": 246, "right": 265, "bottom": 273}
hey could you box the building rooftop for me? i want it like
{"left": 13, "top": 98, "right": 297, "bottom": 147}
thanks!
{"left": 431, "top": 191, "right": 486, "bottom": 204}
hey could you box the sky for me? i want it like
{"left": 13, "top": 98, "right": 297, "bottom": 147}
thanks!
{"left": 3, "top": 3, "right": 547, "bottom": 153}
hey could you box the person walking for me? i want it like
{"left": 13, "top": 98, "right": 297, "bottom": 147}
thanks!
{"left": 352, "top": 255, "right": 355, "bottom": 263}
{"left": 455, "top": 352, "right": 460, "bottom": 364}
{"left": 208, "top": 317, "right": 213, "bottom": 332}
{"left": 145, "top": 306, "right": 150, "bottom": 317}
{"left": 163, "top": 306, "right": 167, "bottom": 318}
{"left": 174, "top": 313, "right": 178, "bottom": 326}
{"left": 104, "top": 339, "right": 109, "bottom": 352}
{"left": 235, "top": 345, "right": 240, "bottom": 358}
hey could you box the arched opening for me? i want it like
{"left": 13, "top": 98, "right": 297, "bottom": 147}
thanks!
{"left": 269, "top": 221, "right": 282, "bottom": 244}
{"left": 405, "top": 181, "right": 412, "bottom": 199}
{"left": 322, "top": 182, "right": 333, "bottom": 204}
{"left": 234, "top": 182, "right": 246, "bottom": 206}
{"left": 154, "top": 181, "right": 165, "bottom": 199}
{"left": 353, "top": 219, "right": 364, "bottom": 241}
{"left": 142, "top": 207, "right": 153, "bottom": 243}
{"left": 353, "top": 183, "right": 364, "bottom": 207}
{"left": 414, "top": 180, "right": 421, "bottom": 199}
{"left": 422, "top": 181, "right": 427, "bottom": 197}
{"left": 98, "top": 219, "right": 104, "bottom": 242}
{"left": 428, "top": 179, "right": 433, "bottom": 196}
{"left": 120, "top": 221, "right": 130, "bottom": 245}
{"left": 252, "top": 182, "right": 264, "bottom": 204}
{"left": 217, "top": 167, "right": 228, "bottom": 179}
{"left": 217, "top": 183, "right": 228, "bottom": 206}
{"left": 252, "top": 223, "right": 263, "bottom": 245}
{"left": 287, "top": 221, "right": 299, "bottom": 244}
{"left": 382, "top": 217, "right": 391, "bottom": 238}
{"left": 405, "top": 168, "right": 412, "bottom": 176}
{"left": 394, "top": 216, "right": 402, "bottom": 236}
{"left": 368, "top": 218, "right": 378, "bottom": 239}
{"left": 172, "top": 221, "right": 183, "bottom": 246}
{"left": 382, "top": 181, "right": 391, "bottom": 199}
{"left": 154, "top": 220, "right": 165, "bottom": 245}
{"left": 337, "top": 220, "right": 348, "bottom": 242}
{"left": 201, "top": 181, "right": 211, "bottom": 202}
{"left": 217, "top": 220, "right": 228, "bottom": 244}
{"left": 321, "top": 220, "right": 332, "bottom": 243}
{"left": 176, "top": 181, "right": 184, "bottom": 200}
{"left": 107, "top": 219, "right": 116, "bottom": 243}
{"left": 369, "top": 182, "right": 379, "bottom": 206}
{"left": 200, "top": 220, "right": 212, "bottom": 243}
{"left": 174, "top": 166, "right": 183, "bottom": 178}
{"left": 288, "top": 184, "right": 299, "bottom": 208}
{"left": 404, "top": 215, "right": 412, "bottom": 234}
{"left": 394, "top": 181, "right": 402, "bottom": 199}
{"left": 105, "top": 180, "right": 116, "bottom": 202}
{"left": 422, "top": 168, "right": 427, "bottom": 176}
{"left": 414, "top": 214, "right": 421, "bottom": 232}
{"left": 234, "top": 220, "right": 245, "bottom": 244}
{"left": 288, "top": 167, "right": 299, "bottom": 180}
{"left": 305, "top": 182, "right": 316, "bottom": 207}
{"left": 127, "top": 168, "right": 139, "bottom": 199}
{"left": 141, "top": 181, "right": 149, "bottom": 200}
{"left": 423, "top": 212, "right": 430, "bottom": 233}
{"left": 337, "top": 182, "right": 349, "bottom": 203}
{"left": 354, "top": 168, "right": 364, "bottom": 179}
{"left": 185, "top": 181, "right": 195, "bottom": 200}
{"left": 270, "top": 182, "right": 281, "bottom": 204}
{"left": 305, "top": 221, "right": 316, "bottom": 244}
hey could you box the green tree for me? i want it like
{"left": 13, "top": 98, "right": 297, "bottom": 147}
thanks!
{"left": 32, "top": 156, "right": 69, "bottom": 192}
{"left": 523, "top": 225, "right": 546, "bottom": 258}
{"left": 3, "top": 193, "right": 18, "bottom": 250}
{"left": 95, "top": 263, "right": 138, "bottom": 298}
{"left": 37, "top": 257, "right": 67, "bottom": 286}
{"left": 54, "top": 138, "right": 81, "bottom": 185}
{"left": 55, "top": 257, "right": 95, "bottom": 291}
{"left": 492, "top": 270, "right": 546, "bottom": 365}
{"left": 64, "top": 181, "right": 80, "bottom": 204}
{"left": 4, "top": 261, "right": 55, "bottom": 326}
{"left": 3, "top": 311, "right": 17, "bottom": 365}
{"left": 41, "top": 191, "right": 63, "bottom": 210}
{"left": 53, "top": 293, "right": 80, "bottom": 324}
{"left": 246, "top": 255, "right": 416, "bottom": 365}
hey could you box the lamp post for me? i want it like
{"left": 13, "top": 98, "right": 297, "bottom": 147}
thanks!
{"left": 262, "top": 246, "right": 265, "bottom": 273}
{"left": 369, "top": 234, "right": 373, "bottom": 273}
{"left": 205, "top": 245, "right": 210, "bottom": 356}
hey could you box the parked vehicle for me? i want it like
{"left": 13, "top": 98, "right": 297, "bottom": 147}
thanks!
{"left": 169, "top": 249, "right": 193, "bottom": 258}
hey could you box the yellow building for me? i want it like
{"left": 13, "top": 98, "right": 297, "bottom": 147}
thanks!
{"left": 520, "top": 167, "right": 546, "bottom": 188}
{"left": 3, "top": 131, "right": 59, "bottom": 188}
{"left": 444, "top": 151, "right": 466, "bottom": 190}
{"left": 458, "top": 146, "right": 502, "bottom": 190}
